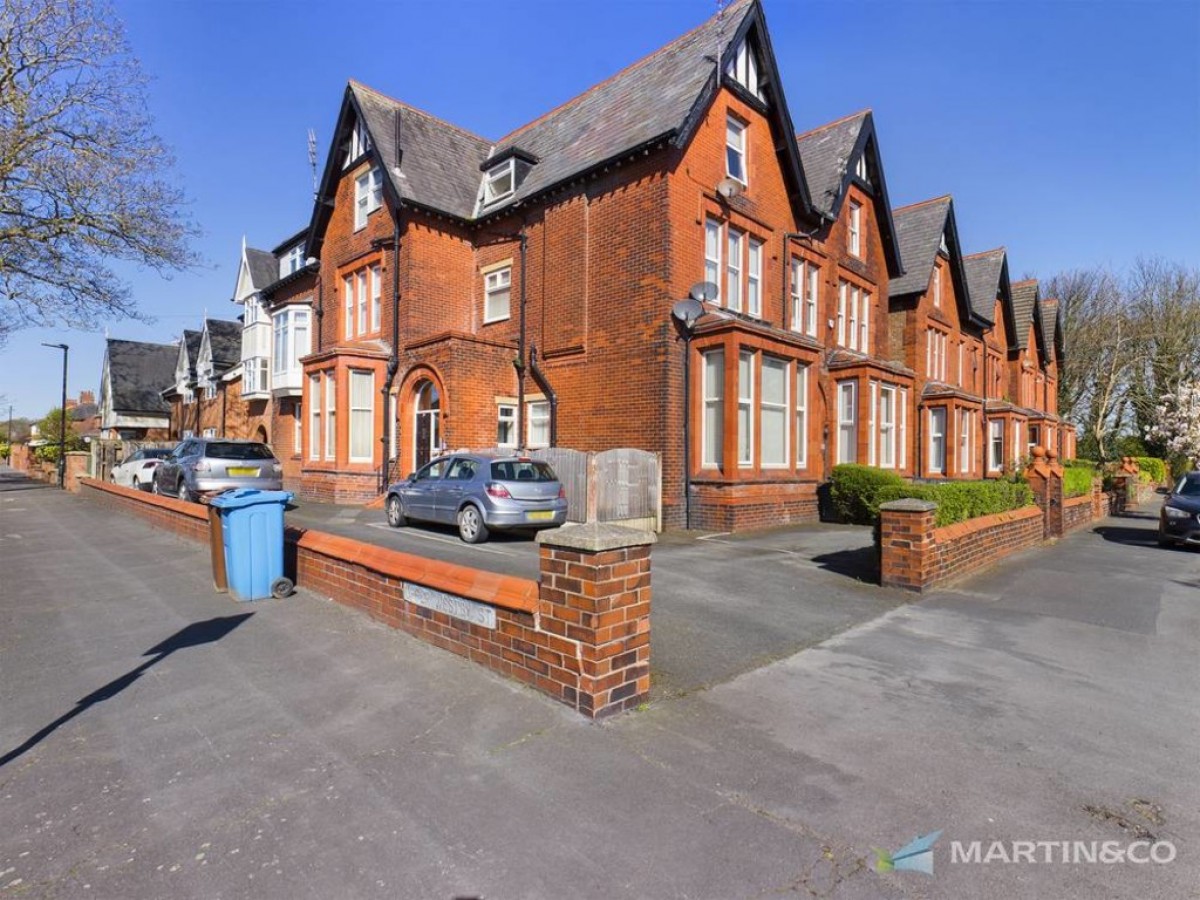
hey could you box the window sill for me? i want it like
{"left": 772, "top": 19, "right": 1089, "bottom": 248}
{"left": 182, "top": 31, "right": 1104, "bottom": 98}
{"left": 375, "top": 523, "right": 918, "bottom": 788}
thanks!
{"left": 483, "top": 316, "right": 511, "bottom": 326}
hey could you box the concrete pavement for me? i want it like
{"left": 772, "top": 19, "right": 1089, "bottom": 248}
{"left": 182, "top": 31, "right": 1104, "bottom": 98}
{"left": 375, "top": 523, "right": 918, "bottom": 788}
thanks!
{"left": 2, "top": 469, "right": 1197, "bottom": 898}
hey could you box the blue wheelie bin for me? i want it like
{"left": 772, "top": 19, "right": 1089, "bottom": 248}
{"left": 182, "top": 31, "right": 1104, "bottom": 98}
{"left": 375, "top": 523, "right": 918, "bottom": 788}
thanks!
{"left": 209, "top": 489, "right": 294, "bottom": 601}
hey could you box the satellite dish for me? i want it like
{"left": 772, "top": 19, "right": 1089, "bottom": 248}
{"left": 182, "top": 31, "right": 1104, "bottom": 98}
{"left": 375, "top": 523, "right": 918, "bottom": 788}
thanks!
{"left": 689, "top": 281, "right": 719, "bottom": 303}
{"left": 716, "top": 177, "right": 744, "bottom": 200}
{"left": 671, "top": 298, "right": 704, "bottom": 331}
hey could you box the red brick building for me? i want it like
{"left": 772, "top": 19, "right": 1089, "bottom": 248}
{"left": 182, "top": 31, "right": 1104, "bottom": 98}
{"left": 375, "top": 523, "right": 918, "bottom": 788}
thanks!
{"left": 217, "top": 0, "right": 1073, "bottom": 526}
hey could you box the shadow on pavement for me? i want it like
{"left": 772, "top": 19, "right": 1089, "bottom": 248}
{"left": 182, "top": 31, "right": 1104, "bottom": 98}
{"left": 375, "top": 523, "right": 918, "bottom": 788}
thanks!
{"left": 0, "top": 614, "right": 253, "bottom": 768}
{"left": 0, "top": 470, "right": 53, "bottom": 493}
{"left": 810, "top": 544, "right": 880, "bottom": 582}
{"left": 1092, "top": 525, "right": 1162, "bottom": 548}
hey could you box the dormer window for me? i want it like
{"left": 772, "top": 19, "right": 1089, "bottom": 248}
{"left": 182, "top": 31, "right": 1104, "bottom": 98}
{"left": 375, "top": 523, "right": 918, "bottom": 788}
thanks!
{"left": 280, "top": 243, "right": 306, "bottom": 277}
{"left": 346, "top": 119, "right": 372, "bottom": 168}
{"left": 725, "top": 36, "right": 764, "bottom": 103}
{"left": 483, "top": 159, "right": 515, "bottom": 205}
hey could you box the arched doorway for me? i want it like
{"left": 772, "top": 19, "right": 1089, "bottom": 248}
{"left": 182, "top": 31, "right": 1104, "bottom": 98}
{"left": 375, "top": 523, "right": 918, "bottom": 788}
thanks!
{"left": 413, "top": 380, "right": 441, "bottom": 469}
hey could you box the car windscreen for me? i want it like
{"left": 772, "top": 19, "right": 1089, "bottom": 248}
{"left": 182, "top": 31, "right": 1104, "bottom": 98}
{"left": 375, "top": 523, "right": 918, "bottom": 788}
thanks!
{"left": 206, "top": 442, "right": 274, "bottom": 460}
{"left": 1175, "top": 476, "right": 1200, "bottom": 496}
{"left": 490, "top": 460, "right": 557, "bottom": 482}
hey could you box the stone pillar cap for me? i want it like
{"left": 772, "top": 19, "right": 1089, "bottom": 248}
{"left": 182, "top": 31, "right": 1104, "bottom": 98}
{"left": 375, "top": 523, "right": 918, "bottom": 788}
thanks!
{"left": 536, "top": 522, "right": 657, "bottom": 551}
{"left": 879, "top": 498, "right": 937, "bottom": 513}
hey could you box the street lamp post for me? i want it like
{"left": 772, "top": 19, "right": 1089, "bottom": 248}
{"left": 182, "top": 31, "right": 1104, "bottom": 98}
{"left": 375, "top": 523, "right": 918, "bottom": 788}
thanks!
{"left": 42, "top": 342, "right": 68, "bottom": 489}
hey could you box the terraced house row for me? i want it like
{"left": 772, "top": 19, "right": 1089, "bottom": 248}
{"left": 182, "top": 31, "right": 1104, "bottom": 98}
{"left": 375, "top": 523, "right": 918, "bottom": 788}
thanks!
{"left": 146, "top": 0, "right": 1074, "bottom": 529}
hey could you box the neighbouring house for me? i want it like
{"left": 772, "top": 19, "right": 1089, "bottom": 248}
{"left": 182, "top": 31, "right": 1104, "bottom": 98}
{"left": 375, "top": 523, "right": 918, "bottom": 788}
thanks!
{"left": 163, "top": 319, "right": 242, "bottom": 439}
{"left": 99, "top": 339, "right": 177, "bottom": 440}
{"left": 162, "top": 0, "right": 1074, "bottom": 525}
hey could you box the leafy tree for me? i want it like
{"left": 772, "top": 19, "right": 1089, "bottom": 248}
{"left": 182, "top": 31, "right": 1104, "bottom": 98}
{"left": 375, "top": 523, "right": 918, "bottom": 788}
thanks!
{"left": 35, "top": 406, "right": 85, "bottom": 456}
{"left": 1145, "top": 380, "right": 1200, "bottom": 467}
{"left": 0, "top": 0, "right": 200, "bottom": 345}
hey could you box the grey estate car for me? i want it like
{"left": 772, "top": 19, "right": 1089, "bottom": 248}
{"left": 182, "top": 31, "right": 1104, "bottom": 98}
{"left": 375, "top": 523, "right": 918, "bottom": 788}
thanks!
{"left": 386, "top": 453, "right": 568, "bottom": 543}
{"left": 153, "top": 438, "right": 284, "bottom": 502}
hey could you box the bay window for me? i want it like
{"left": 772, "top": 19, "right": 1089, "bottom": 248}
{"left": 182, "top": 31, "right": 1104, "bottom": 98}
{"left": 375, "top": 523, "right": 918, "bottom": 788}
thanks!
{"left": 760, "top": 356, "right": 788, "bottom": 468}
{"left": 349, "top": 370, "right": 374, "bottom": 463}
{"left": 989, "top": 419, "right": 1004, "bottom": 472}
{"left": 324, "top": 374, "right": 336, "bottom": 460}
{"left": 796, "top": 365, "right": 809, "bottom": 468}
{"left": 737, "top": 350, "right": 754, "bottom": 466}
{"left": 877, "top": 384, "right": 897, "bottom": 468}
{"left": 959, "top": 409, "right": 974, "bottom": 474}
{"left": 837, "top": 380, "right": 858, "bottom": 464}
{"left": 272, "top": 307, "right": 311, "bottom": 390}
{"left": 929, "top": 407, "right": 947, "bottom": 474}
{"left": 702, "top": 349, "right": 724, "bottom": 468}
{"left": 308, "top": 375, "right": 320, "bottom": 460}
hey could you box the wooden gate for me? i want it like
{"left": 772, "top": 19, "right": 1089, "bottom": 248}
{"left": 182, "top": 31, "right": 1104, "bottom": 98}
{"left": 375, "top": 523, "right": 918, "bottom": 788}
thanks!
{"left": 531, "top": 447, "right": 589, "bottom": 523}
{"left": 594, "top": 448, "right": 660, "bottom": 532}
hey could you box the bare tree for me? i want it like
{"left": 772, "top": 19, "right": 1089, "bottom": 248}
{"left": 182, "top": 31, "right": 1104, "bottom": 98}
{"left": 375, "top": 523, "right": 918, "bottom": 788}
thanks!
{"left": 0, "top": 0, "right": 199, "bottom": 343}
{"left": 1045, "top": 267, "right": 1131, "bottom": 460}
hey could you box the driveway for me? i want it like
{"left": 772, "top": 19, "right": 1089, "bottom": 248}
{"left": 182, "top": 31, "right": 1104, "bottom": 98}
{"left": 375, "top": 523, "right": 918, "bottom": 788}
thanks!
{"left": 3, "top": 470, "right": 1196, "bottom": 898}
{"left": 287, "top": 499, "right": 906, "bottom": 697}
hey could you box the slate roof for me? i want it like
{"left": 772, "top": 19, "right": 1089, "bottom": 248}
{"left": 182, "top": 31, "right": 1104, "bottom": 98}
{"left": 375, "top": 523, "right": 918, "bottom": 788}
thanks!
{"left": 182, "top": 330, "right": 202, "bottom": 372}
{"left": 889, "top": 197, "right": 952, "bottom": 297}
{"left": 1010, "top": 280, "right": 1039, "bottom": 349}
{"left": 962, "top": 248, "right": 1007, "bottom": 322}
{"left": 1038, "top": 298, "right": 1059, "bottom": 362}
{"left": 795, "top": 111, "right": 867, "bottom": 218}
{"left": 340, "top": 0, "right": 761, "bottom": 223}
{"left": 245, "top": 248, "right": 278, "bottom": 292}
{"left": 350, "top": 82, "right": 492, "bottom": 220}
{"left": 70, "top": 403, "right": 99, "bottom": 421}
{"left": 105, "top": 339, "right": 177, "bottom": 415}
{"left": 205, "top": 319, "right": 243, "bottom": 370}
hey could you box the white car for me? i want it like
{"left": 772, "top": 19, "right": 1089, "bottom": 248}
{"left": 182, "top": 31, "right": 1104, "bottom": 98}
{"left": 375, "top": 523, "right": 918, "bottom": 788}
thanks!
{"left": 110, "top": 447, "right": 173, "bottom": 491}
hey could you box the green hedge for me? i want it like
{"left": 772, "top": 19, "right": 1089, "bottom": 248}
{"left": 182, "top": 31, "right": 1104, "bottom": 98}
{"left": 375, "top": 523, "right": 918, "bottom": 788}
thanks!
{"left": 1062, "top": 458, "right": 1099, "bottom": 470}
{"left": 1134, "top": 456, "right": 1167, "bottom": 484}
{"left": 830, "top": 465, "right": 1033, "bottom": 527}
{"left": 1063, "top": 466, "right": 1094, "bottom": 498}
{"left": 829, "top": 464, "right": 904, "bottom": 524}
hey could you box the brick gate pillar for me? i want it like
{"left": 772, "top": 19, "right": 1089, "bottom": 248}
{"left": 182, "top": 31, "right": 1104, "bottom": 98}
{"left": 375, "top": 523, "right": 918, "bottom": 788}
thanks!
{"left": 1025, "top": 446, "right": 1064, "bottom": 538}
{"left": 536, "top": 524, "right": 654, "bottom": 718}
{"left": 878, "top": 498, "right": 937, "bottom": 591}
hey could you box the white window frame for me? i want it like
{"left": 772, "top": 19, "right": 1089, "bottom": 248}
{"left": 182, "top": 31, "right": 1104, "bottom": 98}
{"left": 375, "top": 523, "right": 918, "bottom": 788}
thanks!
{"left": 878, "top": 384, "right": 897, "bottom": 469}
{"left": 726, "top": 115, "right": 747, "bottom": 185}
{"left": 837, "top": 282, "right": 847, "bottom": 346}
{"left": 348, "top": 369, "right": 374, "bottom": 464}
{"left": 790, "top": 259, "right": 820, "bottom": 338}
{"left": 356, "top": 270, "right": 368, "bottom": 335}
{"left": 309, "top": 375, "right": 321, "bottom": 460}
{"left": 527, "top": 400, "right": 550, "bottom": 449}
{"left": 280, "top": 244, "right": 305, "bottom": 278}
{"left": 726, "top": 228, "right": 743, "bottom": 313}
{"left": 959, "top": 409, "right": 973, "bottom": 474}
{"left": 371, "top": 265, "right": 382, "bottom": 333}
{"left": 859, "top": 288, "right": 870, "bottom": 353}
{"left": 294, "top": 402, "right": 302, "bottom": 455}
{"left": 484, "top": 266, "right": 512, "bottom": 324}
{"left": 348, "top": 119, "right": 372, "bottom": 165}
{"left": 760, "top": 355, "right": 788, "bottom": 468}
{"left": 737, "top": 350, "right": 754, "bottom": 467}
{"left": 988, "top": 419, "right": 1004, "bottom": 472}
{"left": 701, "top": 349, "right": 724, "bottom": 469}
{"left": 324, "top": 374, "right": 336, "bottom": 460}
{"left": 354, "top": 167, "right": 383, "bottom": 230}
{"left": 272, "top": 307, "right": 311, "bottom": 379}
{"left": 705, "top": 219, "right": 722, "bottom": 299}
{"left": 203, "top": 382, "right": 216, "bottom": 402}
{"left": 796, "top": 365, "right": 809, "bottom": 469}
{"left": 868, "top": 381, "right": 877, "bottom": 466}
{"left": 898, "top": 388, "right": 909, "bottom": 470}
{"left": 847, "top": 287, "right": 859, "bottom": 350}
{"left": 747, "top": 238, "right": 763, "bottom": 318}
{"left": 343, "top": 275, "right": 354, "bottom": 340}
{"left": 933, "top": 263, "right": 942, "bottom": 307}
{"left": 497, "top": 404, "right": 517, "bottom": 449}
{"left": 837, "top": 380, "right": 858, "bottom": 465}
{"left": 849, "top": 201, "right": 862, "bottom": 257}
{"left": 724, "top": 37, "right": 763, "bottom": 101}
{"left": 483, "top": 159, "right": 516, "bottom": 205}
{"left": 929, "top": 407, "right": 946, "bottom": 474}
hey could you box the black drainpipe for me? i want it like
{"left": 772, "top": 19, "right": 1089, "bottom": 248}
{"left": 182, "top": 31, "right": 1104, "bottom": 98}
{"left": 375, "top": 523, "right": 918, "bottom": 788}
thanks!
{"left": 528, "top": 345, "right": 557, "bottom": 447}
{"left": 380, "top": 213, "right": 402, "bottom": 492}
{"left": 314, "top": 273, "right": 324, "bottom": 353}
{"left": 515, "top": 227, "right": 528, "bottom": 449}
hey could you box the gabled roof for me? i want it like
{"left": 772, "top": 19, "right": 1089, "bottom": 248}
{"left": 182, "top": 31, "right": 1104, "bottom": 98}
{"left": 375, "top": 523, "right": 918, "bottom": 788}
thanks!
{"left": 1010, "top": 279, "right": 1040, "bottom": 350}
{"left": 204, "top": 319, "right": 242, "bottom": 370}
{"left": 178, "top": 329, "right": 203, "bottom": 376}
{"left": 1039, "top": 297, "right": 1062, "bottom": 363}
{"left": 889, "top": 196, "right": 987, "bottom": 326}
{"left": 963, "top": 247, "right": 1014, "bottom": 332}
{"left": 308, "top": 0, "right": 815, "bottom": 250}
{"left": 104, "top": 339, "right": 177, "bottom": 415}
{"left": 245, "top": 249, "right": 277, "bottom": 292}
{"left": 795, "top": 110, "right": 903, "bottom": 276}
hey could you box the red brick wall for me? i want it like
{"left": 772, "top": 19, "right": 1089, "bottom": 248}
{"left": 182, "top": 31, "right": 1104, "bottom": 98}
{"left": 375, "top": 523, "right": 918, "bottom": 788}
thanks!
{"left": 77, "top": 478, "right": 651, "bottom": 718}
{"left": 1062, "top": 494, "right": 1092, "bottom": 533}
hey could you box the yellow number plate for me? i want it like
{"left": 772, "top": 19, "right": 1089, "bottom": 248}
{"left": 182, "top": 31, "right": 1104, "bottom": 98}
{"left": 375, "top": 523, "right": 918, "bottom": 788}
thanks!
{"left": 526, "top": 510, "right": 555, "bottom": 521}
{"left": 228, "top": 467, "right": 259, "bottom": 477}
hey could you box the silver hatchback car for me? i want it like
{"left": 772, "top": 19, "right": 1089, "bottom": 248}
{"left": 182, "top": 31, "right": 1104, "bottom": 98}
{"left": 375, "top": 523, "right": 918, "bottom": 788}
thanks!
{"left": 153, "top": 438, "right": 284, "bottom": 502}
{"left": 386, "top": 453, "right": 568, "bottom": 543}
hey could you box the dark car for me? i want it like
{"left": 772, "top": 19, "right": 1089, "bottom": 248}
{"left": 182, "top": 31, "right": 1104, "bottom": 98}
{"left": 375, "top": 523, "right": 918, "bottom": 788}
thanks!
{"left": 1159, "top": 472, "right": 1200, "bottom": 548}
{"left": 385, "top": 453, "right": 568, "bottom": 543}
{"left": 153, "top": 438, "right": 283, "bottom": 502}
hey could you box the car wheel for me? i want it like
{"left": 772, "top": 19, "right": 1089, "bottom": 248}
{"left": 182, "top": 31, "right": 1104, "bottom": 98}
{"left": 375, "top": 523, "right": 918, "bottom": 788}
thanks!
{"left": 386, "top": 494, "right": 407, "bottom": 528}
{"left": 177, "top": 481, "right": 194, "bottom": 503}
{"left": 151, "top": 478, "right": 160, "bottom": 495}
{"left": 457, "top": 505, "right": 489, "bottom": 544}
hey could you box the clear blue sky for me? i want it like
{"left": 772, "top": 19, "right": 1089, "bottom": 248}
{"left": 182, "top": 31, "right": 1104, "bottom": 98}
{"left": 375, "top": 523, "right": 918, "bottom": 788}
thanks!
{"left": 3, "top": 0, "right": 1197, "bottom": 419}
